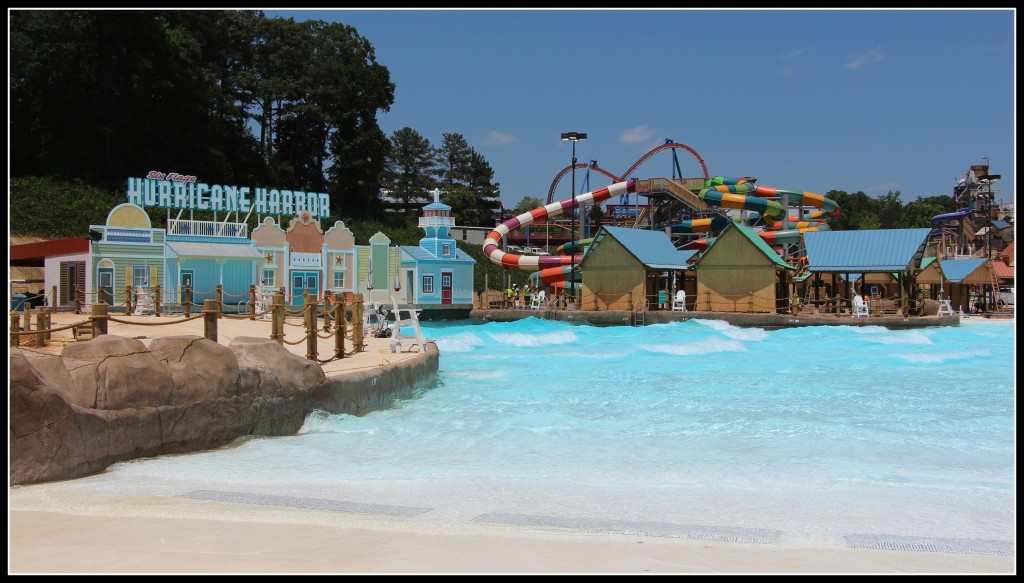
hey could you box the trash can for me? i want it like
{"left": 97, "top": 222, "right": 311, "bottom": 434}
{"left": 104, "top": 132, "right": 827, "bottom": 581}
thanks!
{"left": 11, "top": 293, "right": 27, "bottom": 311}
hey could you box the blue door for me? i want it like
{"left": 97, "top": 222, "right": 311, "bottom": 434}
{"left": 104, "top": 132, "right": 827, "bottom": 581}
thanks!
{"left": 291, "top": 271, "right": 319, "bottom": 305}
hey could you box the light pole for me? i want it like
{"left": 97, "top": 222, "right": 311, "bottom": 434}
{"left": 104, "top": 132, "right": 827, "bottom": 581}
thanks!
{"left": 561, "top": 131, "right": 586, "bottom": 309}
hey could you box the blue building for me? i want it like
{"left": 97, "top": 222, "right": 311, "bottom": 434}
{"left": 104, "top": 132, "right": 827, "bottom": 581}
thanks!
{"left": 395, "top": 189, "right": 476, "bottom": 319}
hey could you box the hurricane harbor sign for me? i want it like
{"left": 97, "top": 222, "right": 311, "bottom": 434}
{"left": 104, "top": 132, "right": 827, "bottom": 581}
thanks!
{"left": 126, "top": 171, "right": 331, "bottom": 218}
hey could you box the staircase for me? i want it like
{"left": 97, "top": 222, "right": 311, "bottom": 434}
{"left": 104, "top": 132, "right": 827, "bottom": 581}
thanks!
{"left": 987, "top": 259, "right": 1004, "bottom": 311}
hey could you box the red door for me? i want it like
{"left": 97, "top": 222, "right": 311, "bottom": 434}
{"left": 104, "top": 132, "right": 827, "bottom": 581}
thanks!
{"left": 441, "top": 272, "right": 452, "bottom": 305}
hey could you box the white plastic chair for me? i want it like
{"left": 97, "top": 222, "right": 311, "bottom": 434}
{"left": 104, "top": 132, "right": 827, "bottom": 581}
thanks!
{"left": 531, "top": 290, "right": 545, "bottom": 310}
{"left": 852, "top": 295, "right": 868, "bottom": 318}
{"left": 671, "top": 290, "right": 687, "bottom": 311}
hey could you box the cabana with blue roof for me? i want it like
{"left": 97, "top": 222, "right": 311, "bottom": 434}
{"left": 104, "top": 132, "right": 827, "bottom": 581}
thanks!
{"left": 921, "top": 257, "right": 1000, "bottom": 313}
{"left": 801, "top": 228, "right": 932, "bottom": 315}
{"left": 578, "top": 225, "right": 697, "bottom": 311}
{"left": 691, "top": 222, "right": 796, "bottom": 313}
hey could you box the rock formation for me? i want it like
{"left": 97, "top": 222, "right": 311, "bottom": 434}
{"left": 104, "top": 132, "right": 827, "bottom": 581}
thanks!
{"left": 9, "top": 335, "right": 438, "bottom": 485}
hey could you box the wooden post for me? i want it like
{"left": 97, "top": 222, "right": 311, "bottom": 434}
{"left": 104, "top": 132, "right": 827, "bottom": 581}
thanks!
{"left": 184, "top": 284, "right": 192, "bottom": 318}
{"left": 333, "top": 297, "right": 345, "bottom": 359}
{"left": 36, "top": 311, "right": 49, "bottom": 347}
{"left": 22, "top": 304, "right": 32, "bottom": 332}
{"left": 305, "top": 302, "right": 317, "bottom": 361}
{"left": 10, "top": 313, "right": 19, "bottom": 347}
{"left": 748, "top": 291, "right": 753, "bottom": 313}
{"left": 98, "top": 284, "right": 107, "bottom": 304}
{"left": 216, "top": 284, "right": 223, "bottom": 318}
{"left": 706, "top": 289, "right": 712, "bottom": 311}
{"left": 249, "top": 284, "right": 257, "bottom": 320}
{"left": 203, "top": 299, "right": 218, "bottom": 342}
{"left": 271, "top": 291, "right": 285, "bottom": 344}
{"left": 125, "top": 285, "right": 133, "bottom": 316}
{"left": 322, "top": 294, "right": 332, "bottom": 332}
{"left": 51, "top": 285, "right": 58, "bottom": 313}
{"left": 154, "top": 285, "right": 162, "bottom": 317}
{"left": 352, "top": 292, "right": 365, "bottom": 353}
{"left": 91, "top": 302, "right": 108, "bottom": 338}
{"left": 74, "top": 287, "right": 82, "bottom": 314}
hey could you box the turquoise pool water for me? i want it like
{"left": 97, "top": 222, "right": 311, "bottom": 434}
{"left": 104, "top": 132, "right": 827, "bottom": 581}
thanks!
{"left": 67, "top": 318, "right": 1016, "bottom": 551}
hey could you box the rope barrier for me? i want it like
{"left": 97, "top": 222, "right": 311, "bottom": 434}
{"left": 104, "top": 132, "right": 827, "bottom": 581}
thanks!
{"left": 106, "top": 313, "right": 205, "bottom": 326}
{"left": 10, "top": 320, "right": 90, "bottom": 336}
{"left": 280, "top": 334, "right": 309, "bottom": 346}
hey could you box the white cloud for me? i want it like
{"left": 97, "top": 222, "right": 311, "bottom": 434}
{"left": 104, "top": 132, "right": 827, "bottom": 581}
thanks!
{"left": 844, "top": 47, "right": 884, "bottom": 70}
{"left": 619, "top": 126, "right": 655, "bottom": 145}
{"left": 780, "top": 48, "right": 805, "bottom": 59}
{"left": 481, "top": 130, "right": 519, "bottom": 146}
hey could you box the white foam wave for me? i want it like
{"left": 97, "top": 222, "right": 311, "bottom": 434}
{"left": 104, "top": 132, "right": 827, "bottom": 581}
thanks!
{"left": 435, "top": 332, "right": 486, "bottom": 353}
{"left": 486, "top": 328, "right": 579, "bottom": 347}
{"left": 849, "top": 325, "right": 890, "bottom": 335}
{"left": 896, "top": 348, "right": 990, "bottom": 363}
{"left": 640, "top": 338, "right": 748, "bottom": 356}
{"left": 694, "top": 319, "right": 740, "bottom": 332}
{"left": 865, "top": 330, "right": 934, "bottom": 345}
{"left": 722, "top": 327, "right": 768, "bottom": 342}
{"left": 689, "top": 318, "right": 766, "bottom": 341}
{"left": 443, "top": 369, "right": 509, "bottom": 381}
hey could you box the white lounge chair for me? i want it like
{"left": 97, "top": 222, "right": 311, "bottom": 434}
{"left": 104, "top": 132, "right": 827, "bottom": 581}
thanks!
{"left": 671, "top": 290, "right": 687, "bottom": 312}
{"left": 852, "top": 295, "right": 868, "bottom": 318}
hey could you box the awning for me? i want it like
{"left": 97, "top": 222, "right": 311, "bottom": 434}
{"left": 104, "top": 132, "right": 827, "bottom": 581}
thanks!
{"left": 167, "top": 241, "right": 262, "bottom": 260}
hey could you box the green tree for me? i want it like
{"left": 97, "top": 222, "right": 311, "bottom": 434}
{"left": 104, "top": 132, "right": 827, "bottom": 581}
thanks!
{"left": 10, "top": 10, "right": 258, "bottom": 190}
{"left": 511, "top": 196, "right": 543, "bottom": 216}
{"left": 877, "top": 191, "right": 903, "bottom": 229}
{"left": 898, "top": 195, "right": 957, "bottom": 228}
{"left": 382, "top": 127, "right": 440, "bottom": 215}
{"left": 441, "top": 188, "right": 487, "bottom": 226}
{"left": 10, "top": 177, "right": 121, "bottom": 237}
{"left": 437, "top": 133, "right": 501, "bottom": 226}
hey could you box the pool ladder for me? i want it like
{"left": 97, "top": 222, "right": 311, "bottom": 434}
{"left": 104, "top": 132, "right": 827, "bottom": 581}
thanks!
{"left": 632, "top": 298, "right": 649, "bottom": 326}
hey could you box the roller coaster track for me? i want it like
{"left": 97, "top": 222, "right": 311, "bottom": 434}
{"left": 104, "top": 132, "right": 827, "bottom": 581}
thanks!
{"left": 545, "top": 161, "right": 622, "bottom": 205}
{"left": 545, "top": 141, "right": 710, "bottom": 205}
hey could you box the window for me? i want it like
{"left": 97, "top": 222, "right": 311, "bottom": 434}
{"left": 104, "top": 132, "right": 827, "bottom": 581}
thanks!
{"left": 442, "top": 243, "right": 451, "bottom": 257}
{"left": 422, "top": 275, "right": 434, "bottom": 294}
{"left": 261, "top": 269, "right": 275, "bottom": 287}
{"left": 133, "top": 266, "right": 149, "bottom": 289}
{"left": 333, "top": 270, "right": 345, "bottom": 289}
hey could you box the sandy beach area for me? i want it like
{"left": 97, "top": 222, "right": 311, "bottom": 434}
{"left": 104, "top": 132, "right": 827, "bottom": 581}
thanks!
{"left": 7, "top": 483, "right": 1016, "bottom": 574}
{"left": 8, "top": 311, "right": 1016, "bottom": 574}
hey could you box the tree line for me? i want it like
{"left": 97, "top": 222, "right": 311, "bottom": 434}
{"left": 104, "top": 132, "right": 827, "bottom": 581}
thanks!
{"left": 9, "top": 9, "right": 500, "bottom": 240}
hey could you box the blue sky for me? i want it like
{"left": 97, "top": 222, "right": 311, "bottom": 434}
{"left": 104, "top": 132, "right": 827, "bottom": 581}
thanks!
{"left": 266, "top": 8, "right": 1015, "bottom": 210}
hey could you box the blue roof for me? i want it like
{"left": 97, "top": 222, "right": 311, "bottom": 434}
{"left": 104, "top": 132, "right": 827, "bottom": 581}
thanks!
{"left": 939, "top": 258, "right": 986, "bottom": 282}
{"left": 401, "top": 245, "right": 475, "bottom": 263}
{"left": 588, "top": 226, "right": 695, "bottom": 269}
{"left": 991, "top": 220, "right": 1009, "bottom": 230}
{"left": 803, "top": 228, "right": 931, "bottom": 272}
